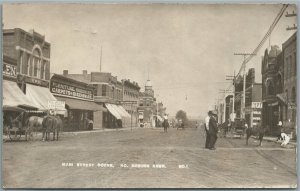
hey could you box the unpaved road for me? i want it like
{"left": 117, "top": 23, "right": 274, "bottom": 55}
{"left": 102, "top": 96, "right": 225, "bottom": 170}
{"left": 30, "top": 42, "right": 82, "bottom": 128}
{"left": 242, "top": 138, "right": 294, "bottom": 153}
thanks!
{"left": 2, "top": 127, "right": 297, "bottom": 188}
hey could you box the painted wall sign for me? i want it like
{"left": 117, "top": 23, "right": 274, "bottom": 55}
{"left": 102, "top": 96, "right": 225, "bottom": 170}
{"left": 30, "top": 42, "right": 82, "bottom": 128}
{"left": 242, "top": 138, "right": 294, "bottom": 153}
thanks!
{"left": 50, "top": 81, "right": 93, "bottom": 100}
{"left": 3, "top": 62, "right": 17, "bottom": 77}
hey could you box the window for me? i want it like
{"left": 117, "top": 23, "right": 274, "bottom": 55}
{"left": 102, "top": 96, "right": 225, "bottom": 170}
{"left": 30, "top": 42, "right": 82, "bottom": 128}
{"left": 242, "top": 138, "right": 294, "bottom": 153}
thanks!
{"left": 285, "top": 89, "right": 288, "bottom": 120}
{"left": 26, "top": 54, "right": 30, "bottom": 75}
{"left": 294, "top": 52, "right": 297, "bottom": 76}
{"left": 19, "top": 51, "right": 23, "bottom": 74}
{"left": 102, "top": 85, "right": 107, "bottom": 96}
{"left": 32, "top": 49, "right": 41, "bottom": 78}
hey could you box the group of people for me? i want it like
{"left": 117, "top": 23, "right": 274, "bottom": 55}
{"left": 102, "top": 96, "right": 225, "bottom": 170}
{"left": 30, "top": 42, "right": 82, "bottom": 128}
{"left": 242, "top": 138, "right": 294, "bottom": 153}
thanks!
{"left": 204, "top": 111, "right": 218, "bottom": 150}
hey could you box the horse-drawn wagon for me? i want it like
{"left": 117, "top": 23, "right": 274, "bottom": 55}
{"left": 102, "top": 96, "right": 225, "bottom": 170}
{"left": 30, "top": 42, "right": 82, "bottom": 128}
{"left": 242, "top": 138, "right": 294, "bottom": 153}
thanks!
{"left": 231, "top": 118, "right": 245, "bottom": 138}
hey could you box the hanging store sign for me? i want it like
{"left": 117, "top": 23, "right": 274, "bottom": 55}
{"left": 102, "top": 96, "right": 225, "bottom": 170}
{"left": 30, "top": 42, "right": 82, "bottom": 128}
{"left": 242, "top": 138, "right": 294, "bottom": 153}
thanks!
{"left": 252, "top": 102, "right": 262, "bottom": 109}
{"left": 48, "top": 100, "right": 65, "bottom": 110}
{"left": 50, "top": 81, "right": 93, "bottom": 101}
{"left": 3, "top": 62, "right": 17, "bottom": 77}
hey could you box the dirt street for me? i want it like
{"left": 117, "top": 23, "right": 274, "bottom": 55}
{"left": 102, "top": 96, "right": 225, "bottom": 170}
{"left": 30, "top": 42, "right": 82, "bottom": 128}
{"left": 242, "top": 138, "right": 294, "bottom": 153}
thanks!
{"left": 2, "top": 127, "right": 297, "bottom": 188}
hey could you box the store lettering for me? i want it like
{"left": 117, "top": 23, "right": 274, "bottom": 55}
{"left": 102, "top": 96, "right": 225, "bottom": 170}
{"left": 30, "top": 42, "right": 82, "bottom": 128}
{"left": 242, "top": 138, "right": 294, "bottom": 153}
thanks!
{"left": 252, "top": 102, "right": 262, "bottom": 109}
{"left": 51, "top": 81, "right": 93, "bottom": 100}
{"left": 3, "top": 63, "right": 16, "bottom": 77}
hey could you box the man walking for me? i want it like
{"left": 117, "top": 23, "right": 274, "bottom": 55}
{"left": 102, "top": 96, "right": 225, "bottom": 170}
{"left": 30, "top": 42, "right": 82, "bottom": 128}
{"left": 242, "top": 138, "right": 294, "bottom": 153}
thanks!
{"left": 204, "top": 111, "right": 212, "bottom": 149}
{"left": 208, "top": 111, "right": 218, "bottom": 150}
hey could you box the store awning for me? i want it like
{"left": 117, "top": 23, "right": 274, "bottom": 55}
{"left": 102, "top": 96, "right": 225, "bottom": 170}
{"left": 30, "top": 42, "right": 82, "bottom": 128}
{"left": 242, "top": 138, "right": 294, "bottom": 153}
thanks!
{"left": 25, "top": 84, "right": 63, "bottom": 111}
{"left": 105, "top": 103, "right": 122, "bottom": 119}
{"left": 3, "top": 80, "right": 38, "bottom": 110}
{"left": 117, "top": 105, "right": 131, "bottom": 118}
{"left": 56, "top": 96, "right": 106, "bottom": 111}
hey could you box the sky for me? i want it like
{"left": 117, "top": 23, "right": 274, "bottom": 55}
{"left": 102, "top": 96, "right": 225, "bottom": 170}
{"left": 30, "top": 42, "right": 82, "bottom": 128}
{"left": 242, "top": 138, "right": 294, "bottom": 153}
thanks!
{"left": 2, "top": 3, "right": 297, "bottom": 118}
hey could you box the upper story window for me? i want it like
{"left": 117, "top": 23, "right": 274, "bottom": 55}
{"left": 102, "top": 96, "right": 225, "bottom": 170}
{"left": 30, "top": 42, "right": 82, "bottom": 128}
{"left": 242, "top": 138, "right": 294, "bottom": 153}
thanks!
{"left": 102, "top": 85, "right": 107, "bottom": 96}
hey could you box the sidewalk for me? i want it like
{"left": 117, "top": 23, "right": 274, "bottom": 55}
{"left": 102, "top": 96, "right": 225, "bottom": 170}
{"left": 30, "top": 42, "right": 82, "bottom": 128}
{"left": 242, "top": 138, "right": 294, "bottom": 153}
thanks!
{"left": 3, "top": 126, "right": 141, "bottom": 141}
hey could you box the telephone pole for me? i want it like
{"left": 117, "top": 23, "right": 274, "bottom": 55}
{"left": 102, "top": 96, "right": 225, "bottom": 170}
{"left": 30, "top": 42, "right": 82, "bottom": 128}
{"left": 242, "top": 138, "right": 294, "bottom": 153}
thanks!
{"left": 234, "top": 53, "right": 256, "bottom": 119}
{"left": 286, "top": 11, "right": 297, "bottom": 31}
{"left": 100, "top": 46, "right": 102, "bottom": 72}
{"left": 226, "top": 70, "right": 236, "bottom": 121}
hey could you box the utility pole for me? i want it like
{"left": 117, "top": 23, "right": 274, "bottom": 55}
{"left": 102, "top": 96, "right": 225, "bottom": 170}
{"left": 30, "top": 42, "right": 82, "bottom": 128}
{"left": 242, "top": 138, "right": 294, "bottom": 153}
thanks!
{"left": 226, "top": 70, "right": 236, "bottom": 121}
{"left": 234, "top": 53, "right": 256, "bottom": 119}
{"left": 286, "top": 11, "right": 297, "bottom": 31}
{"left": 100, "top": 46, "right": 102, "bottom": 72}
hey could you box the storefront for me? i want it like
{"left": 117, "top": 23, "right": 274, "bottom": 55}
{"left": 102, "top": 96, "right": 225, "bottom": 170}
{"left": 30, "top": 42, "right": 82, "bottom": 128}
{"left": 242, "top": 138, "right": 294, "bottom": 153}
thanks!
{"left": 3, "top": 56, "right": 39, "bottom": 129}
{"left": 50, "top": 74, "right": 106, "bottom": 131}
{"left": 245, "top": 102, "right": 262, "bottom": 128}
{"left": 104, "top": 103, "right": 131, "bottom": 128}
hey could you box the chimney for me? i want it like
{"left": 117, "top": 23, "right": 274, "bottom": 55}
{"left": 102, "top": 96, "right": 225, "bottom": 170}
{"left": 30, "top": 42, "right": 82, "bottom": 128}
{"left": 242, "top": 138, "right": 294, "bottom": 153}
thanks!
{"left": 82, "top": 70, "right": 87, "bottom": 76}
{"left": 63, "top": 70, "right": 68, "bottom": 75}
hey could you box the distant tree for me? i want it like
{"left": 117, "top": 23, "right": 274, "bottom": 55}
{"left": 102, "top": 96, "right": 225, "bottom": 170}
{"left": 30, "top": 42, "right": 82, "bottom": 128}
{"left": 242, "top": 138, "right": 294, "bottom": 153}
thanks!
{"left": 175, "top": 110, "right": 188, "bottom": 124}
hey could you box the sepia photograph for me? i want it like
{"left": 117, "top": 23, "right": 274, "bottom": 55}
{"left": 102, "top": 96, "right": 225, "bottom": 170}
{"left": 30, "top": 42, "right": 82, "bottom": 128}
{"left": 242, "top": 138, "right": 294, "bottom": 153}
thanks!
{"left": 1, "top": 3, "right": 298, "bottom": 189}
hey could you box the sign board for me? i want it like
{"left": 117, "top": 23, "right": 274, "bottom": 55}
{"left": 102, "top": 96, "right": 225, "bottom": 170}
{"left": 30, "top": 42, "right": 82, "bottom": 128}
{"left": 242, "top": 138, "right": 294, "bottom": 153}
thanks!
{"left": 252, "top": 102, "right": 262, "bottom": 109}
{"left": 50, "top": 81, "right": 93, "bottom": 101}
{"left": 3, "top": 62, "right": 17, "bottom": 77}
{"left": 48, "top": 100, "right": 65, "bottom": 110}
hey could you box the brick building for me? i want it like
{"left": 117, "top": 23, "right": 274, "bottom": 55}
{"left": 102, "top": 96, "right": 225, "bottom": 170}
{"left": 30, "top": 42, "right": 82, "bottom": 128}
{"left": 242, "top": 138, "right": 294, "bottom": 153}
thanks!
{"left": 137, "top": 80, "right": 156, "bottom": 127}
{"left": 261, "top": 45, "right": 284, "bottom": 135}
{"left": 3, "top": 28, "right": 64, "bottom": 113}
{"left": 282, "top": 32, "right": 297, "bottom": 136}
{"left": 121, "top": 79, "right": 141, "bottom": 126}
{"left": 64, "top": 70, "right": 130, "bottom": 129}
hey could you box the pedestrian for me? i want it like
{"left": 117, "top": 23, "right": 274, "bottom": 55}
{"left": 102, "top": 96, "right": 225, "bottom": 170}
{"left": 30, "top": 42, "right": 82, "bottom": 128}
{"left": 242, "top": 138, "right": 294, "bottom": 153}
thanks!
{"left": 163, "top": 114, "right": 169, "bottom": 132}
{"left": 277, "top": 121, "right": 283, "bottom": 139}
{"left": 204, "top": 111, "right": 212, "bottom": 149}
{"left": 277, "top": 132, "right": 290, "bottom": 146}
{"left": 208, "top": 111, "right": 218, "bottom": 150}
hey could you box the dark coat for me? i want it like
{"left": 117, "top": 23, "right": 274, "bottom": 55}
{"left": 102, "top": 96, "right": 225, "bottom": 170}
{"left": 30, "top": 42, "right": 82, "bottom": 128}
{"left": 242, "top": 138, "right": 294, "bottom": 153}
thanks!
{"left": 209, "top": 116, "right": 218, "bottom": 135}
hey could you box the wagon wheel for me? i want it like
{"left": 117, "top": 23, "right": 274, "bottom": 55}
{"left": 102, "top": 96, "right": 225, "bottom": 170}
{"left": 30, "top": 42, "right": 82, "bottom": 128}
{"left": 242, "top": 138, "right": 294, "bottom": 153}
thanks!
{"left": 8, "top": 127, "right": 21, "bottom": 141}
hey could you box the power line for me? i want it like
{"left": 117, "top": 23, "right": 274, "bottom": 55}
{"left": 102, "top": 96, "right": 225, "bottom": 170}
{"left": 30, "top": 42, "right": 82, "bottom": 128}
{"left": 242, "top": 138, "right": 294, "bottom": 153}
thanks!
{"left": 224, "top": 4, "right": 288, "bottom": 93}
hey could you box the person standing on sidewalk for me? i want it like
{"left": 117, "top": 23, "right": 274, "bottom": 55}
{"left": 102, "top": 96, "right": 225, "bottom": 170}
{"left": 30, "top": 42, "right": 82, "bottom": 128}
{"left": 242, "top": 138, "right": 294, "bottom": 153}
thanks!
{"left": 208, "top": 112, "right": 218, "bottom": 150}
{"left": 204, "top": 111, "right": 212, "bottom": 149}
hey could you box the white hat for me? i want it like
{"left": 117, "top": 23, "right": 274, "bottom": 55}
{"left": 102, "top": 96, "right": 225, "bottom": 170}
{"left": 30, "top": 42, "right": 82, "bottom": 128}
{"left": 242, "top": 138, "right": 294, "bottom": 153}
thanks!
{"left": 278, "top": 121, "right": 283, "bottom": 126}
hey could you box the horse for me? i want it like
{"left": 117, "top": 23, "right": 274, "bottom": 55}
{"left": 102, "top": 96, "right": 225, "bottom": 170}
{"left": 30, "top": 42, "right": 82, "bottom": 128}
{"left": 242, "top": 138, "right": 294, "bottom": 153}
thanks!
{"left": 162, "top": 119, "right": 169, "bottom": 132}
{"left": 25, "top": 116, "right": 44, "bottom": 141}
{"left": 246, "top": 126, "right": 269, "bottom": 146}
{"left": 42, "top": 116, "right": 63, "bottom": 141}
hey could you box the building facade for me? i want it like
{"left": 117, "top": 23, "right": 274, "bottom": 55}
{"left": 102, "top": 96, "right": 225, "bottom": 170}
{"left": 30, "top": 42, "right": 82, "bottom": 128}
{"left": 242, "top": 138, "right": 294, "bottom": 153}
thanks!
{"left": 282, "top": 32, "right": 297, "bottom": 136}
{"left": 261, "top": 45, "right": 284, "bottom": 135}
{"left": 3, "top": 28, "right": 64, "bottom": 113}
{"left": 121, "top": 79, "right": 141, "bottom": 126}
{"left": 64, "top": 70, "right": 130, "bottom": 129}
{"left": 137, "top": 80, "right": 156, "bottom": 127}
{"left": 50, "top": 74, "right": 105, "bottom": 131}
